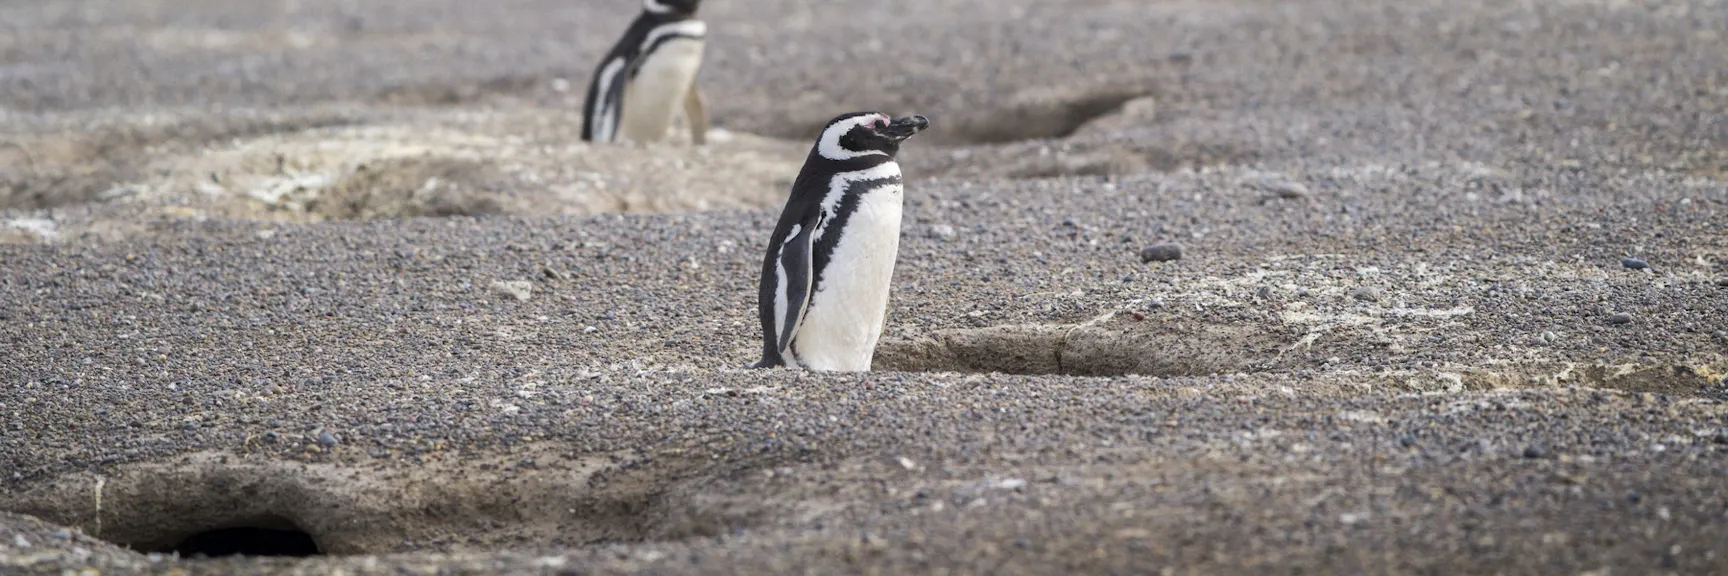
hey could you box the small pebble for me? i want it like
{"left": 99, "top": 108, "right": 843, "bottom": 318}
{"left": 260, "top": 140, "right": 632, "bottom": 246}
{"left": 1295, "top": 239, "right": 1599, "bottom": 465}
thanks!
{"left": 927, "top": 224, "right": 957, "bottom": 240}
{"left": 1522, "top": 446, "right": 1548, "bottom": 459}
{"left": 1716, "top": 278, "right": 1728, "bottom": 287}
{"left": 1350, "top": 286, "right": 1383, "bottom": 302}
{"left": 1621, "top": 258, "right": 1648, "bottom": 270}
{"left": 51, "top": 530, "right": 70, "bottom": 540}
{"left": 541, "top": 265, "right": 565, "bottom": 280}
{"left": 1540, "top": 331, "right": 1558, "bottom": 343}
{"left": 1252, "top": 177, "right": 1311, "bottom": 202}
{"left": 1399, "top": 436, "right": 1417, "bottom": 448}
{"left": 1139, "top": 242, "right": 1183, "bottom": 263}
{"left": 489, "top": 280, "right": 534, "bottom": 302}
{"left": 1255, "top": 286, "right": 1273, "bottom": 300}
{"left": 1607, "top": 312, "right": 1632, "bottom": 325}
{"left": 317, "top": 431, "right": 339, "bottom": 447}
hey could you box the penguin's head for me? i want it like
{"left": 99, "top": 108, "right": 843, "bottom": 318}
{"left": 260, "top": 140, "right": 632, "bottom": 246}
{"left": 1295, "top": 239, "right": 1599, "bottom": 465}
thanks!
{"left": 644, "top": 0, "right": 701, "bottom": 16}
{"left": 816, "top": 112, "right": 931, "bottom": 161}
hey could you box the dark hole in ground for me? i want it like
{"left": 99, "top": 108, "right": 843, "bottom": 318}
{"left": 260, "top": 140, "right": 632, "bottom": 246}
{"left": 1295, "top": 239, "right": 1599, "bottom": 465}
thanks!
{"left": 139, "top": 515, "right": 323, "bottom": 558}
{"left": 171, "top": 526, "right": 322, "bottom": 558}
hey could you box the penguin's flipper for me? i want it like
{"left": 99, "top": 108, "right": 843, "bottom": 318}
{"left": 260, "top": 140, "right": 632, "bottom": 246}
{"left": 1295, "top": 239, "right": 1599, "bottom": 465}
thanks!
{"left": 581, "top": 55, "right": 631, "bottom": 143}
{"left": 770, "top": 209, "right": 822, "bottom": 361}
{"left": 684, "top": 84, "right": 710, "bottom": 146}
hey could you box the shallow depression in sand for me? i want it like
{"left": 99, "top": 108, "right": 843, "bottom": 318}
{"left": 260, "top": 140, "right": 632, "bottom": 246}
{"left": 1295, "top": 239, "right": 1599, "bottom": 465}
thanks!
{"left": 873, "top": 319, "right": 1728, "bottom": 398}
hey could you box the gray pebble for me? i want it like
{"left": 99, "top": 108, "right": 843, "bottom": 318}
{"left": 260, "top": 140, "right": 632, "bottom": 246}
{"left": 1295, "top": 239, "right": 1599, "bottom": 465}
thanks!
{"left": 927, "top": 224, "right": 957, "bottom": 240}
{"left": 1522, "top": 446, "right": 1548, "bottom": 459}
{"left": 1255, "top": 286, "right": 1273, "bottom": 300}
{"left": 1139, "top": 243, "right": 1182, "bottom": 263}
{"left": 489, "top": 280, "right": 534, "bottom": 302}
{"left": 1607, "top": 313, "right": 1632, "bottom": 325}
{"left": 317, "top": 431, "right": 339, "bottom": 447}
{"left": 1351, "top": 286, "right": 1383, "bottom": 302}
{"left": 1621, "top": 258, "right": 1648, "bottom": 270}
{"left": 1252, "top": 177, "right": 1311, "bottom": 201}
{"left": 51, "top": 530, "right": 70, "bottom": 539}
{"left": 1716, "top": 278, "right": 1728, "bottom": 287}
{"left": 1540, "top": 331, "right": 1558, "bottom": 343}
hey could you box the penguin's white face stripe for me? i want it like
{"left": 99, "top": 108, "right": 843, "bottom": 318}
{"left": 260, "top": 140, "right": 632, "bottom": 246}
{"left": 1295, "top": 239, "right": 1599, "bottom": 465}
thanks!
{"left": 813, "top": 161, "right": 901, "bottom": 243}
{"left": 591, "top": 57, "right": 628, "bottom": 142}
{"left": 641, "top": 20, "right": 707, "bottom": 53}
{"left": 817, "top": 114, "right": 892, "bottom": 161}
{"left": 643, "top": 0, "right": 673, "bottom": 13}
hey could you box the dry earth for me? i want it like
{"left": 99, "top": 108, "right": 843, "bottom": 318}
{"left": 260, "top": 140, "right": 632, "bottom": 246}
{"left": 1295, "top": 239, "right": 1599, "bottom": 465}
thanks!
{"left": 3, "top": 0, "right": 1727, "bottom": 574}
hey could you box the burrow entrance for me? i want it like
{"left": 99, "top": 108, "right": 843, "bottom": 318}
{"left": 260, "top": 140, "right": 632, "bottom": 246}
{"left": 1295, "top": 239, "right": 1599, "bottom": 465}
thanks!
{"left": 4, "top": 447, "right": 746, "bottom": 558}
{"left": 872, "top": 321, "right": 1278, "bottom": 378}
{"left": 162, "top": 516, "right": 322, "bottom": 558}
{"left": 870, "top": 321, "right": 1728, "bottom": 397}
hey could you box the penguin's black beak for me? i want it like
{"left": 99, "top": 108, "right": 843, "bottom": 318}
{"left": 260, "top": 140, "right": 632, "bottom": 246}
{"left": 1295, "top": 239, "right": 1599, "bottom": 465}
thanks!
{"left": 881, "top": 115, "right": 930, "bottom": 141}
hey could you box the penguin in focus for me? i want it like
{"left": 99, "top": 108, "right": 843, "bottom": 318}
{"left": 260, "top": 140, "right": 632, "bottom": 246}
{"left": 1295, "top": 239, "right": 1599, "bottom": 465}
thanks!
{"left": 751, "top": 112, "right": 931, "bottom": 371}
{"left": 580, "top": 0, "right": 710, "bottom": 145}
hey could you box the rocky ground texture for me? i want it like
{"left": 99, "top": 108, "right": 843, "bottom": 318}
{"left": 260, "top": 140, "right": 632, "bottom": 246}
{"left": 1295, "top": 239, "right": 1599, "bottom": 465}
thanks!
{"left": 3, "top": 0, "right": 1727, "bottom": 574}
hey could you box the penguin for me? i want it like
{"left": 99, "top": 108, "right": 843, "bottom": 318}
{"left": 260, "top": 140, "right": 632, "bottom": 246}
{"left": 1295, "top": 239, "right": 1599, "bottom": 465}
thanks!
{"left": 751, "top": 112, "right": 932, "bottom": 371}
{"left": 580, "top": 0, "right": 710, "bottom": 145}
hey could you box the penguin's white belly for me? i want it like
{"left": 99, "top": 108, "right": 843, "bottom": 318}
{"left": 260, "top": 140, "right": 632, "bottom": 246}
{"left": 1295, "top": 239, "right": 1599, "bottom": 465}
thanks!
{"left": 619, "top": 39, "right": 704, "bottom": 143}
{"left": 791, "top": 183, "right": 904, "bottom": 372}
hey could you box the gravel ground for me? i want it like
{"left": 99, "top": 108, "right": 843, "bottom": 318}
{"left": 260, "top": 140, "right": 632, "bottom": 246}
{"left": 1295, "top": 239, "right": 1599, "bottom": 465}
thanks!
{"left": 3, "top": 0, "right": 1727, "bottom": 573}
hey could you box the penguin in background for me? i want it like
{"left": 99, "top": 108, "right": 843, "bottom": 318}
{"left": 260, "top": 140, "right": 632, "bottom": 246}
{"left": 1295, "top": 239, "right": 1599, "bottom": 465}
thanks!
{"left": 751, "top": 112, "right": 932, "bottom": 371}
{"left": 580, "top": 0, "right": 710, "bottom": 145}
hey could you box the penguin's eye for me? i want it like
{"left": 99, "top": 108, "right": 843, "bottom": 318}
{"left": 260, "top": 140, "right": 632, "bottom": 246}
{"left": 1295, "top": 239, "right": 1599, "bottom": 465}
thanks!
{"left": 874, "top": 118, "right": 889, "bottom": 129}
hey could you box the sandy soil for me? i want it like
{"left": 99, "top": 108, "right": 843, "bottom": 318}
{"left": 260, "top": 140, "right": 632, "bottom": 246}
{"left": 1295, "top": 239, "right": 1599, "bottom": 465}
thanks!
{"left": 3, "top": 0, "right": 1727, "bottom": 573}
